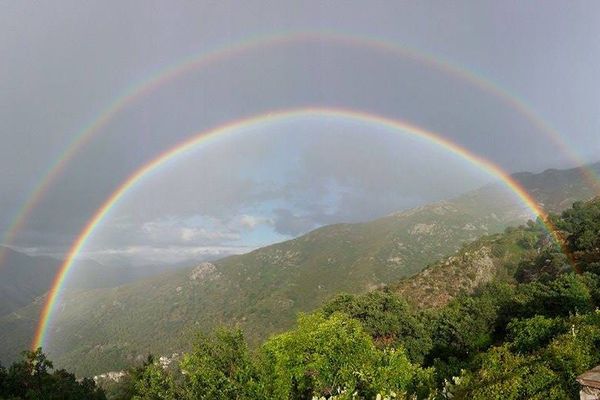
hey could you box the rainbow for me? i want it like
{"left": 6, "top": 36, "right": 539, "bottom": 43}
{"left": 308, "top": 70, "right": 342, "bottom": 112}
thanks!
{"left": 32, "top": 107, "right": 566, "bottom": 350}
{"left": 2, "top": 30, "right": 597, "bottom": 269}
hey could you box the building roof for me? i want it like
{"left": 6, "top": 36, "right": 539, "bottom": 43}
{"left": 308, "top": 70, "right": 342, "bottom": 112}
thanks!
{"left": 578, "top": 365, "right": 600, "bottom": 389}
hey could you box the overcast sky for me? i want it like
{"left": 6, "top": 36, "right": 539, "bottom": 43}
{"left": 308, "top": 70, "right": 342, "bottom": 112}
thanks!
{"left": 1, "top": 1, "right": 599, "bottom": 266}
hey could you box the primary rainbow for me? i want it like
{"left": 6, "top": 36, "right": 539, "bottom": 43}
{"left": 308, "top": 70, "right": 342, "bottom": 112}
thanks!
{"left": 2, "top": 30, "right": 597, "bottom": 269}
{"left": 32, "top": 107, "right": 565, "bottom": 350}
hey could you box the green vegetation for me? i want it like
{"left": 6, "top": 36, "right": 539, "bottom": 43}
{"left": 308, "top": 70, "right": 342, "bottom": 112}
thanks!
{"left": 0, "top": 348, "right": 106, "bottom": 399}
{"left": 108, "top": 314, "right": 432, "bottom": 399}
{"left": 88, "top": 198, "right": 600, "bottom": 399}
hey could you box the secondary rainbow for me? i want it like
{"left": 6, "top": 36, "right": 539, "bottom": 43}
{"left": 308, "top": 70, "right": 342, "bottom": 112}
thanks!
{"left": 3, "top": 31, "right": 596, "bottom": 269}
{"left": 32, "top": 107, "right": 566, "bottom": 350}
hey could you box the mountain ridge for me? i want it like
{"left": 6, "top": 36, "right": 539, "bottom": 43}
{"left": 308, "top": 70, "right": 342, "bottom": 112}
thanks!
{"left": 1, "top": 162, "right": 599, "bottom": 375}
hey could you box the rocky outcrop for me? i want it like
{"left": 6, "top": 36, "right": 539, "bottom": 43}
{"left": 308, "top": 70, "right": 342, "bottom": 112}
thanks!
{"left": 189, "top": 262, "right": 220, "bottom": 282}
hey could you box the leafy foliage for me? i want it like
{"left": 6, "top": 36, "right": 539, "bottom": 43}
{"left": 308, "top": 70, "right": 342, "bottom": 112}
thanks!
{"left": 450, "top": 345, "right": 568, "bottom": 399}
{"left": 0, "top": 348, "right": 106, "bottom": 399}
{"left": 321, "top": 291, "right": 432, "bottom": 362}
{"left": 506, "top": 315, "right": 567, "bottom": 354}
{"left": 123, "top": 314, "right": 432, "bottom": 400}
{"left": 555, "top": 199, "right": 600, "bottom": 254}
{"left": 132, "top": 361, "right": 177, "bottom": 400}
{"left": 179, "top": 329, "right": 262, "bottom": 399}
{"left": 261, "top": 312, "right": 432, "bottom": 398}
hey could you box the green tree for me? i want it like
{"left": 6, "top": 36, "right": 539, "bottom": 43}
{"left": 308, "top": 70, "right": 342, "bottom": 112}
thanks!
{"left": 542, "top": 312, "right": 600, "bottom": 397}
{"left": 261, "top": 312, "right": 427, "bottom": 399}
{"left": 131, "top": 362, "right": 178, "bottom": 400}
{"left": 452, "top": 345, "right": 567, "bottom": 400}
{"left": 555, "top": 199, "right": 600, "bottom": 254}
{"left": 179, "top": 328, "right": 262, "bottom": 399}
{"left": 506, "top": 315, "right": 566, "bottom": 354}
{"left": 322, "top": 291, "right": 432, "bottom": 363}
{"left": 0, "top": 348, "right": 105, "bottom": 400}
{"left": 261, "top": 312, "right": 378, "bottom": 399}
{"left": 514, "top": 273, "right": 593, "bottom": 317}
{"left": 430, "top": 292, "right": 499, "bottom": 361}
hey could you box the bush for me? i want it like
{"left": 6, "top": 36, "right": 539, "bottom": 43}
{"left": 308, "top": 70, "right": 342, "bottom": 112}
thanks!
{"left": 506, "top": 316, "right": 566, "bottom": 353}
{"left": 451, "top": 345, "right": 567, "bottom": 400}
{"left": 322, "top": 291, "right": 432, "bottom": 363}
{"left": 179, "top": 329, "right": 262, "bottom": 399}
{"left": 260, "top": 312, "right": 430, "bottom": 399}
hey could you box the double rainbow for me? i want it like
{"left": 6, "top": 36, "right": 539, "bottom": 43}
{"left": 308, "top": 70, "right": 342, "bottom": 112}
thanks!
{"left": 2, "top": 31, "right": 597, "bottom": 270}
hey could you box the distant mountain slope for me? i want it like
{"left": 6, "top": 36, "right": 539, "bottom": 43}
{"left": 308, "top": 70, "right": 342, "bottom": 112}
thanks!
{"left": 0, "top": 248, "right": 194, "bottom": 318}
{"left": 1, "top": 162, "right": 599, "bottom": 376}
{"left": 0, "top": 248, "right": 62, "bottom": 317}
{"left": 512, "top": 161, "right": 600, "bottom": 213}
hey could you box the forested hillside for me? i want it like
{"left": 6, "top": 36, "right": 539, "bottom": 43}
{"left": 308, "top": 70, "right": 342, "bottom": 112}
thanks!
{"left": 1, "top": 163, "right": 599, "bottom": 376}
{"left": 0, "top": 248, "right": 62, "bottom": 316}
{"left": 88, "top": 197, "right": 600, "bottom": 399}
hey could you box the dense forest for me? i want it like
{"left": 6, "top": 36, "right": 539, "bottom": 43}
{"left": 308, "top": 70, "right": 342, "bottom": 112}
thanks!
{"left": 3, "top": 198, "right": 600, "bottom": 399}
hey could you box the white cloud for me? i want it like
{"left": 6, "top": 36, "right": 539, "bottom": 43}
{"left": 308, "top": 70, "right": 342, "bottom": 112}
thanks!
{"left": 78, "top": 244, "right": 255, "bottom": 266}
{"left": 180, "top": 227, "right": 197, "bottom": 242}
{"left": 137, "top": 219, "right": 240, "bottom": 245}
{"left": 179, "top": 226, "right": 240, "bottom": 242}
{"left": 239, "top": 214, "right": 272, "bottom": 230}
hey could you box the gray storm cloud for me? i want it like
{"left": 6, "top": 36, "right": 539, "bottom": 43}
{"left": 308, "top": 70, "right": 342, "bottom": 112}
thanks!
{"left": 1, "top": 1, "right": 599, "bottom": 265}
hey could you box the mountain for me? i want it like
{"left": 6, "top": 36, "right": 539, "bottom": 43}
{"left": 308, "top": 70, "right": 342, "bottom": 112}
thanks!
{"left": 391, "top": 224, "right": 543, "bottom": 309}
{"left": 512, "top": 161, "right": 600, "bottom": 213}
{"left": 0, "top": 248, "right": 195, "bottom": 317}
{"left": 1, "top": 162, "right": 599, "bottom": 376}
{"left": 0, "top": 248, "right": 63, "bottom": 317}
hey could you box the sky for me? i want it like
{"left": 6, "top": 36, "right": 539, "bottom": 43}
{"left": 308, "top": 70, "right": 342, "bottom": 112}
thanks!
{"left": 1, "top": 1, "right": 599, "bottom": 266}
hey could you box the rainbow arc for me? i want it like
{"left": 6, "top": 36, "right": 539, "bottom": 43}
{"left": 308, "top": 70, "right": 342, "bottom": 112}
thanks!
{"left": 32, "top": 107, "right": 568, "bottom": 350}
{"left": 3, "top": 31, "right": 597, "bottom": 270}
